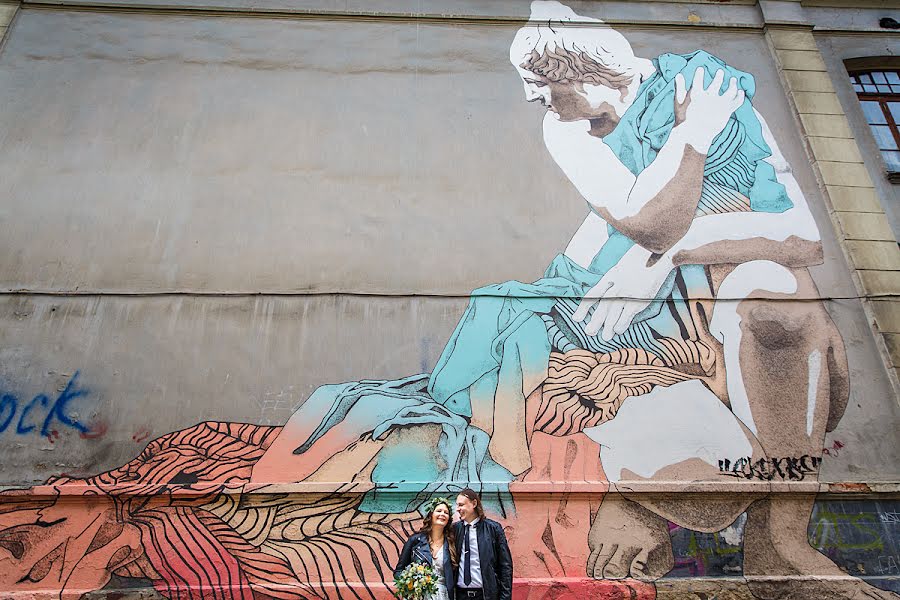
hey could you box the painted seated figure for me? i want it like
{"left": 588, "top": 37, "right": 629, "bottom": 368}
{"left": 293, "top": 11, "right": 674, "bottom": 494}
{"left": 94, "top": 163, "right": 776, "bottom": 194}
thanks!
{"left": 506, "top": 3, "right": 891, "bottom": 599}
{"left": 248, "top": 3, "right": 889, "bottom": 598}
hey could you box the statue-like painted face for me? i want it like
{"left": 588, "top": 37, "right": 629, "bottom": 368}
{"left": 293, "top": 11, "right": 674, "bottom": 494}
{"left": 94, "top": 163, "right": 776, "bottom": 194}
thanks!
{"left": 518, "top": 73, "right": 626, "bottom": 131}
{"left": 509, "top": 4, "right": 638, "bottom": 131}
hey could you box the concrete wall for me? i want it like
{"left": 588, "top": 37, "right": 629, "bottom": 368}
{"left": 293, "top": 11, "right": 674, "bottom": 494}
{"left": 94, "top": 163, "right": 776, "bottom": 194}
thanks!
{"left": 0, "top": 1, "right": 899, "bottom": 599}
{"left": 818, "top": 33, "right": 900, "bottom": 239}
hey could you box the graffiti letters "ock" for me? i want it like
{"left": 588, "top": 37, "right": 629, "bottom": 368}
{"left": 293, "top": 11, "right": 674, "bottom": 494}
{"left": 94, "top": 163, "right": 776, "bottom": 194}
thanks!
{"left": 0, "top": 372, "right": 91, "bottom": 438}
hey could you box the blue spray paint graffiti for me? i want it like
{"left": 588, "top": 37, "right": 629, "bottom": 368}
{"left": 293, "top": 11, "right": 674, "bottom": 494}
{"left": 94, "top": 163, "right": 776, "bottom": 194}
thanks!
{"left": 0, "top": 372, "right": 92, "bottom": 438}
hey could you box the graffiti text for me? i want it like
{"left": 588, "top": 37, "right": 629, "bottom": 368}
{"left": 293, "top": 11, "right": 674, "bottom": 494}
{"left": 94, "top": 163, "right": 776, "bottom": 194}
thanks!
{"left": 0, "top": 372, "right": 92, "bottom": 439}
{"left": 717, "top": 455, "right": 821, "bottom": 481}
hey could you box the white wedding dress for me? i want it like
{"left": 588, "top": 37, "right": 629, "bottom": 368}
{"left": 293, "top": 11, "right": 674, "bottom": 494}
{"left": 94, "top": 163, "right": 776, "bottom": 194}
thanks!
{"left": 428, "top": 545, "right": 450, "bottom": 600}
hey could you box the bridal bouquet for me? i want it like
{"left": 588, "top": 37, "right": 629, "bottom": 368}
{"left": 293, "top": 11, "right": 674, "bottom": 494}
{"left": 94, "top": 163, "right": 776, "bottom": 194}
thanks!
{"left": 393, "top": 563, "right": 439, "bottom": 600}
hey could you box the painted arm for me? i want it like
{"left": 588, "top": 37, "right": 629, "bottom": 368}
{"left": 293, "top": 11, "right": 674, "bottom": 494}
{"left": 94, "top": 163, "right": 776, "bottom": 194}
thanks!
{"left": 668, "top": 107, "right": 821, "bottom": 265}
{"left": 640, "top": 106, "right": 821, "bottom": 268}
{"left": 573, "top": 109, "right": 822, "bottom": 340}
{"left": 544, "top": 68, "right": 745, "bottom": 254}
{"left": 563, "top": 211, "right": 611, "bottom": 269}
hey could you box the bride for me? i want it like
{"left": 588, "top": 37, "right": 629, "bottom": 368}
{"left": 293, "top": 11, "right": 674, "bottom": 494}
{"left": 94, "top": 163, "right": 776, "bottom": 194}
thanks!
{"left": 394, "top": 497, "right": 458, "bottom": 600}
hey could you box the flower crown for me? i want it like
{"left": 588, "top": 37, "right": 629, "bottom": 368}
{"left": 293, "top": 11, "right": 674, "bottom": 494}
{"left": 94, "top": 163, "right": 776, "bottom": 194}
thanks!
{"left": 423, "top": 496, "right": 452, "bottom": 515}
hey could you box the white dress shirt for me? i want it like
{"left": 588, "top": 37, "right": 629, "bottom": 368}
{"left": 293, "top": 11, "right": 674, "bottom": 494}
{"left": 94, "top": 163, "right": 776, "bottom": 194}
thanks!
{"left": 459, "top": 518, "right": 483, "bottom": 588}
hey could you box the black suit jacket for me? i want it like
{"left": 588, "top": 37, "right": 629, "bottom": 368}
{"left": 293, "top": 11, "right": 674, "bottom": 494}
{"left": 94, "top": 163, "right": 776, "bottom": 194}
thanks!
{"left": 394, "top": 532, "right": 457, "bottom": 600}
{"left": 453, "top": 519, "right": 513, "bottom": 600}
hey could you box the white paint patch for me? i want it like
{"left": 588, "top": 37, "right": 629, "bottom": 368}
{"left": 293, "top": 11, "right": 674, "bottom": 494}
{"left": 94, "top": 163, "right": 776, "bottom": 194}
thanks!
{"left": 564, "top": 212, "right": 611, "bottom": 268}
{"left": 720, "top": 513, "right": 746, "bottom": 546}
{"left": 708, "top": 261, "right": 798, "bottom": 436}
{"left": 807, "top": 349, "right": 821, "bottom": 437}
{"left": 753, "top": 107, "right": 821, "bottom": 243}
{"left": 583, "top": 380, "right": 753, "bottom": 482}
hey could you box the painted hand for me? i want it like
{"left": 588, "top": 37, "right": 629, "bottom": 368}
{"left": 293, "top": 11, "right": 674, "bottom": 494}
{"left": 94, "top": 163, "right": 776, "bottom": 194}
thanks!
{"left": 572, "top": 244, "right": 675, "bottom": 341}
{"left": 674, "top": 67, "right": 745, "bottom": 153}
{"left": 372, "top": 401, "right": 468, "bottom": 441}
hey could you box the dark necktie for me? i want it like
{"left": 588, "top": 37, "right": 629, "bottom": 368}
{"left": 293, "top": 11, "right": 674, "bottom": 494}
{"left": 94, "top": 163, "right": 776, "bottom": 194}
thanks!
{"left": 463, "top": 524, "right": 472, "bottom": 585}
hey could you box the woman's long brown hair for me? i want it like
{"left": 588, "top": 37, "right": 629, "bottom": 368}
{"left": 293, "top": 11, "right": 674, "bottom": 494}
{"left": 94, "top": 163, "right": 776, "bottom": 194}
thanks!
{"left": 418, "top": 501, "right": 458, "bottom": 568}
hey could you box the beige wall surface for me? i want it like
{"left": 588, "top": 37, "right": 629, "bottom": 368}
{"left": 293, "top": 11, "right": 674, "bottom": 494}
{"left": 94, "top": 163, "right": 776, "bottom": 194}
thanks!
{"left": 0, "top": 294, "right": 467, "bottom": 484}
{"left": 0, "top": 10, "right": 856, "bottom": 296}
{"left": 817, "top": 33, "right": 900, "bottom": 238}
{"left": 2, "top": 294, "right": 898, "bottom": 485}
{"left": 15, "top": 0, "right": 767, "bottom": 27}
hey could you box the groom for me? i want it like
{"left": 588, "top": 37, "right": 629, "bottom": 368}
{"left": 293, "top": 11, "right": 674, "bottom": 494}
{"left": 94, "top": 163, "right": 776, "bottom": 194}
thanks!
{"left": 454, "top": 489, "right": 513, "bottom": 600}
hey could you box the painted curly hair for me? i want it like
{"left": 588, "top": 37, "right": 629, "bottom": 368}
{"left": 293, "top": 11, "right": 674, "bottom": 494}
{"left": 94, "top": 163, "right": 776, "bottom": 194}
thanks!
{"left": 521, "top": 44, "right": 633, "bottom": 91}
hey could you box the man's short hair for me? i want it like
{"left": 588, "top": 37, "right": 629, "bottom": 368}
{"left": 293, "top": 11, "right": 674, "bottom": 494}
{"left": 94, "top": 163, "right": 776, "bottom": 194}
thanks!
{"left": 457, "top": 487, "right": 486, "bottom": 519}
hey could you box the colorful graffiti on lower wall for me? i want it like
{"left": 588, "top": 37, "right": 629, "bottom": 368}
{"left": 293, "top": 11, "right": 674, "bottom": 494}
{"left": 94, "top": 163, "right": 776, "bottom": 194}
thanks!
{"left": 2, "top": 1, "right": 900, "bottom": 599}
{"left": 0, "top": 421, "right": 642, "bottom": 599}
{"left": 1, "top": 420, "right": 899, "bottom": 599}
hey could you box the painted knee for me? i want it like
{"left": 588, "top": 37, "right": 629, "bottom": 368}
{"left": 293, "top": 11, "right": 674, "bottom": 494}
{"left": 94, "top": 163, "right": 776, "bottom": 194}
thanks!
{"left": 743, "top": 302, "right": 820, "bottom": 351}
{"left": 708, "top": 261, "right": 799, "bottom": 346}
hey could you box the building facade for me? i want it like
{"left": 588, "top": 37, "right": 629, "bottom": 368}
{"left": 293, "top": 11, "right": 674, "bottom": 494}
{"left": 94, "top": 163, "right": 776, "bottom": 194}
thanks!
{"left": 0, "top": 0, "right": 899, "bottom": 598}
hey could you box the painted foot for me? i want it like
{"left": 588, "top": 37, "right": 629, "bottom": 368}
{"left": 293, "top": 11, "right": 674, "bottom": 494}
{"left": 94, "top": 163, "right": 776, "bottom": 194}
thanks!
{"left": 586, "top": 495, "right": 673, "bottom": 581}
{"left": 746, "top": 573, "right": 900, "bottom": 600}
{"left": 744, "top": 496, "right": 900, "bottom": 600}
{"left": 744, "top": 539, "right": 900, "bottom": 600}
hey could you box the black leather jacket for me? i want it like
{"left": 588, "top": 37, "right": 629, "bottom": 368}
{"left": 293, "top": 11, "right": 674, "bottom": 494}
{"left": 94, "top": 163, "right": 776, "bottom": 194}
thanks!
{"left": 452, "top": 519, "right": 513, "bottom": 600}
{"left": 394, "top": 532, "right": 457, "bottom": 600}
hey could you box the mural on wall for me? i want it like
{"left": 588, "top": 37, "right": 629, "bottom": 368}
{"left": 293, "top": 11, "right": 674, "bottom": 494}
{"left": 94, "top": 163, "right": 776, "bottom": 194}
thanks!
{"left": 1, "top": 1, "right": 897, "bottom": 599}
